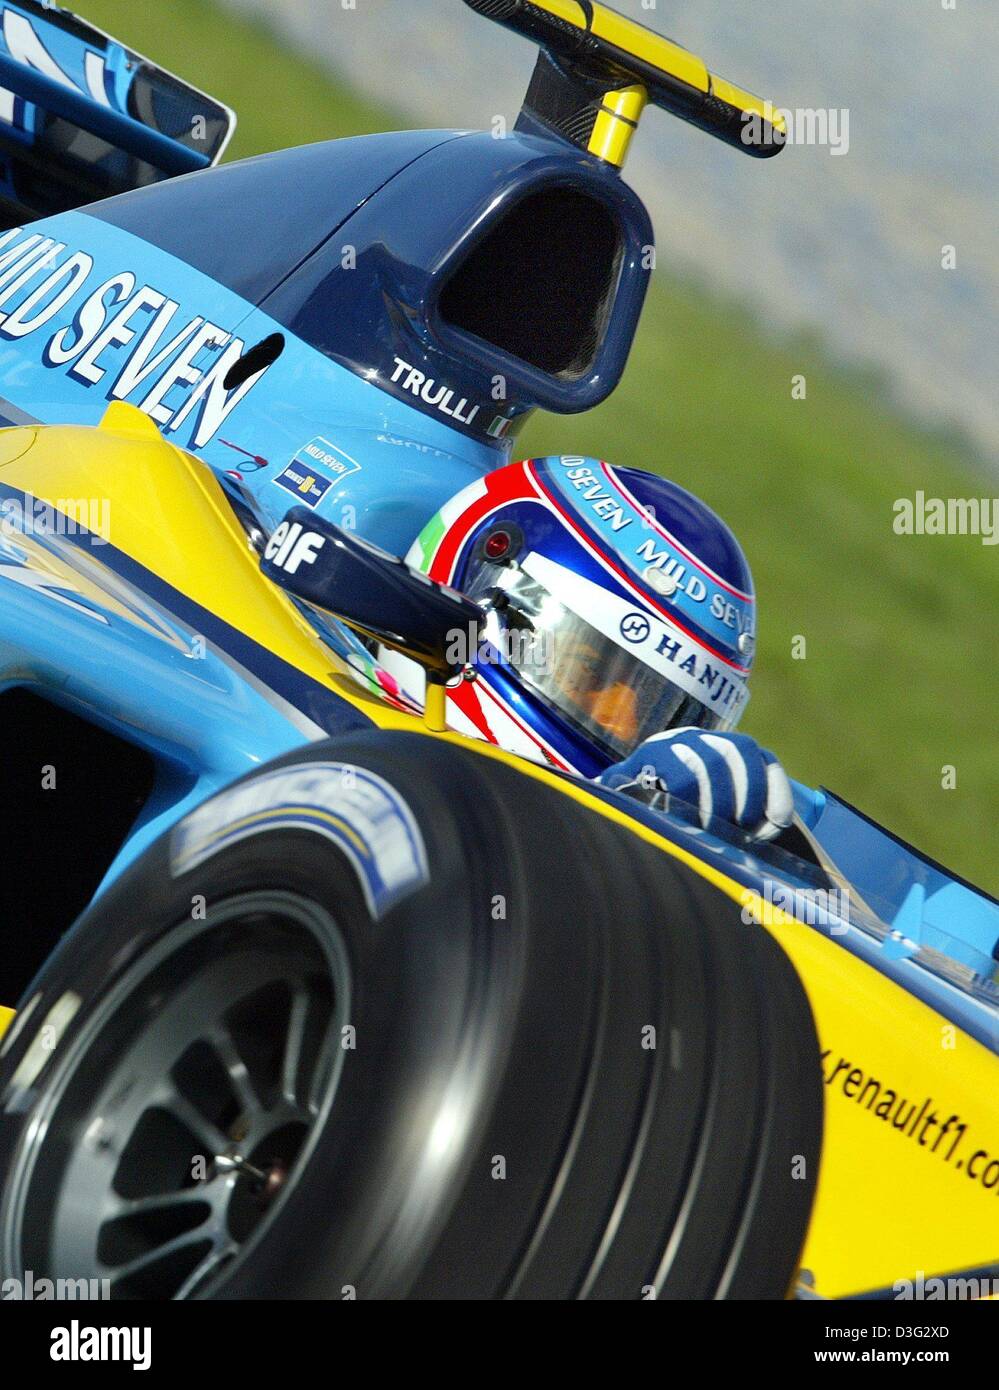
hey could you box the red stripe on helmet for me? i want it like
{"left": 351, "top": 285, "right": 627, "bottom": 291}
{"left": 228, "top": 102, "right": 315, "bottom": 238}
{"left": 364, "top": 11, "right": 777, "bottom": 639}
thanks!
{"left": 427, "top": 461, "right": 538, "bottom": 583}
{"left": 445, "top": 676, "right": 501, "bottom": 743}
{"left": 472, "top": 678, "right": 574, "bottom": 771}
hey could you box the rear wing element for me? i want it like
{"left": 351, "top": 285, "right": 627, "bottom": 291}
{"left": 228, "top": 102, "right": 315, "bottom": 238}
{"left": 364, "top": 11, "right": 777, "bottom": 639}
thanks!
{"left": 0, "top": 1, "right": 235, "bottom": 226}
{"left": 463, "top": 0, "right": 786, "bottom": 167}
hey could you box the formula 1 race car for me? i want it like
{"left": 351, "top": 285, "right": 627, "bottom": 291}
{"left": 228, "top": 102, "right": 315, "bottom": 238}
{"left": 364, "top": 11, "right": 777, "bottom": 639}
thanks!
{"left": 0, "top": 0, "right": 995, "bottom": 1302}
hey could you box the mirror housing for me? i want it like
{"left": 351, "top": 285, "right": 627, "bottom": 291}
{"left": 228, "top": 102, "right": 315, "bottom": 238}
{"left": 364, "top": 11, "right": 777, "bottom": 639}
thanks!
{"left": 261, "top": 509, "right": 485, "bottom": 679}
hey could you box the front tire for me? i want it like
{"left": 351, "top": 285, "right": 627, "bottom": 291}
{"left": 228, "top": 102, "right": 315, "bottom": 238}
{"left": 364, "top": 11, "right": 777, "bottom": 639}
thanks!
{"left": 0, "top": 732, "right": 823, "bottom": 1299}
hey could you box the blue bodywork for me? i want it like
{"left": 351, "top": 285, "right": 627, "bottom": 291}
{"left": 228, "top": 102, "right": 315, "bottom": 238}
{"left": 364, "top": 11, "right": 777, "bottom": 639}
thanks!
{"left": 0, "top": 38, "right": 994, "bottom": 1049}
{"left": 0, "top": 0, "right": 233, "bottom": 214}
{"left": 0, "top": 127, "right": 652, "bottom": 556}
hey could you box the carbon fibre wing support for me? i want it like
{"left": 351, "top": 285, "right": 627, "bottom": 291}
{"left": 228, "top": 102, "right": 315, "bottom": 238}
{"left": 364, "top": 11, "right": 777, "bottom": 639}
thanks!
{"left": 463, "top": 0, "right": 786, "bottom": 167}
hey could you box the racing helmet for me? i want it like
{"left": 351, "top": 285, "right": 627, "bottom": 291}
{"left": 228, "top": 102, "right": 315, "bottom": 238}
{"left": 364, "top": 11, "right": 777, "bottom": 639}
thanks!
{"left": 403, "top": 456, "right": 757, "bottom": 777}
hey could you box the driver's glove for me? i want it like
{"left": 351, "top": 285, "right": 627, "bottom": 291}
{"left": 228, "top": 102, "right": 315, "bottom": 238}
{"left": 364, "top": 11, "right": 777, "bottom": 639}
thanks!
{"left": 599, "top": 728, "right": 794, "bottom": 842}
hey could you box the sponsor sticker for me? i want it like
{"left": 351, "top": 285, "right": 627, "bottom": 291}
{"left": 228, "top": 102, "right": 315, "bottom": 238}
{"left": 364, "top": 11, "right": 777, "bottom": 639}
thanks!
{"left": 294, "top": 436, "right": 362, "bottom": 482}
{"left": 170, "top": 761, "right": 429, "bottom": 919}
{"left": 272, "top": 462, "right": 334, "bottom": 508}
{"left": 0, "top": 227, "right": 276, "bottom": 449}
{"left": 619, "top": 612, "right": 651, "bottom": 644}
{"left": 272, "top": 437, "right": 361, "bottom": 507}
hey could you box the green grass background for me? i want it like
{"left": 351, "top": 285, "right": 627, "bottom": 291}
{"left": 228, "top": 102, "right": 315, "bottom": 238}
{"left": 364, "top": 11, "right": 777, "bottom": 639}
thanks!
{"left": 75, "top": 1, "right": 998, "bottom": 890}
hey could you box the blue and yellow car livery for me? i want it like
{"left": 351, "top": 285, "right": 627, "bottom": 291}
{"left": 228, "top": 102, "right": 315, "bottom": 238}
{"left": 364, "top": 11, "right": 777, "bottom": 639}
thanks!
{"left": 0, "top": 0, "right": 993, "bottom": 1301}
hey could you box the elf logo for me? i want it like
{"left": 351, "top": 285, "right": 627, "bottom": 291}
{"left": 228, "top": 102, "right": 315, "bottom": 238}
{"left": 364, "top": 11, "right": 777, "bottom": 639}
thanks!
{"left": 265, "top": 520, "right": 326, "bottom": 575}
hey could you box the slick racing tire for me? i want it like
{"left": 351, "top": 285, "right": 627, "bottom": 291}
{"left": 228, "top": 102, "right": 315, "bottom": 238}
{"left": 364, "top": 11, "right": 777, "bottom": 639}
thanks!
{"left": 0, "top": 731, "right": 823, "bottom": 1300}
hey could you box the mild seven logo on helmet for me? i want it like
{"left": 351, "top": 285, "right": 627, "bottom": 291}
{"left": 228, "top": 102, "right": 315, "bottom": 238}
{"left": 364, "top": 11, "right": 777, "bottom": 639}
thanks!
{"left": 634, "top": 531, "right": 754, "bottom": 648}
{"left": 540, "top": 456, "right": 755, "bottom": 661}
{"left": 552, "top": 457, "right": 633, "bottom": 532}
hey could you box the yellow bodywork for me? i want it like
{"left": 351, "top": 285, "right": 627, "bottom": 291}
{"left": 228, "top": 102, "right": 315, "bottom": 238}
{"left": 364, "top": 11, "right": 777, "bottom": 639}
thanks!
{"left": 587, "top": 84, "right": 648, "bottom": 169}
{"left": 1, "top": 405, "right": 995, "bottom": 1298}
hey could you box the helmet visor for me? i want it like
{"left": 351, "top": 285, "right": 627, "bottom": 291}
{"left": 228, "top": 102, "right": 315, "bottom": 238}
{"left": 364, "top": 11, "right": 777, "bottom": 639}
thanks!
{"left": 464, "top": 554, "right": 728, "bottom": 761}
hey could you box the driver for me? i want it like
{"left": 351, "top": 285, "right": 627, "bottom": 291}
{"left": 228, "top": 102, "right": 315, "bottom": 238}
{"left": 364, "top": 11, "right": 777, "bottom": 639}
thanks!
{"left": 383, "top": 454, "right": 794, "bottom": 841}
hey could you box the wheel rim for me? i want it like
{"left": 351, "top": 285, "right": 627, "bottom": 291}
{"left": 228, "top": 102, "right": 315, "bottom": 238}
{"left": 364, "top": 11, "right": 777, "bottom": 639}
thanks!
{"left": 4, "top": 892, "right": 351, "bottom": 1299}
